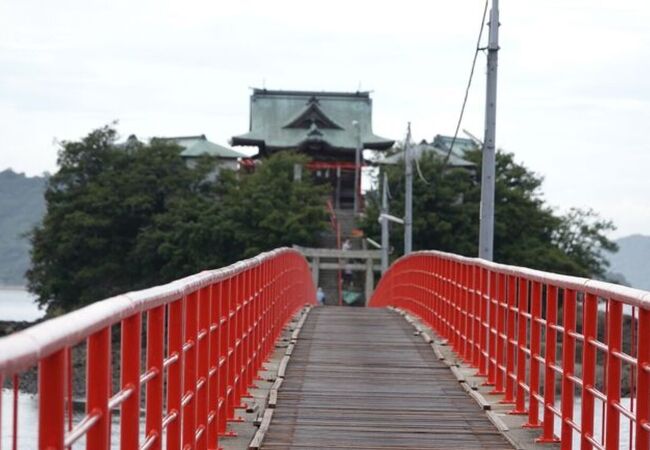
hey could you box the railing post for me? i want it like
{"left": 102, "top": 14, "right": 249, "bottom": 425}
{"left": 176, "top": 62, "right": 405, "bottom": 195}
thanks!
{"left": 605, "top": 300, "right": 622, "bottom": 450}
{"left": 196, "top": 287, "right": 211, "bottom": 450}
{"left": 121, "top": 313, "right": 141, "bottom": 449}
{"left": 145, "top": 305, "right": 165, "bottom": 450}
{"left": 183, "top": 291, "right": 199, "bottom": 447}
{"left": 538, "top": 285, "right": 559, "bottom": 443}
{"left": 491, "top": 272, "right": 506, "bottom": 394}
{"left": 471, "top": 264, "right": 481, "bottom": 368}
{"left": 225, "top": 275, "right": 240, "bottom": 424}
{"left": 560, "top": 289, "right": 577, "bottom": 449}
{"left": 510, "top": 277, "right": 528, "bottom": 415}
{"left": 249, "top": 265, "right": 262, "bottom": 387}
{"left": 637, "top": 307, "right": 650, "bottom": 450}
{"left": 207, "top": 282, "right": 220, "bottom": 449}
{"left": 502, "top": 274, "right": 517, "bottom": 403}
{"left": 218, "top": 281, "right": 230, "bottom": 436}
{"left": 477, "top": 267, "right": 489, "bottom": 377}
{"left": 462, "top": 263, "right": 472, "bottom": 362}
{"left": 442, "top": 259, "right": 448, "bottom": 338}
{"left": 233, "top": 272, "right": 245, "bottom": 409}
{"left": 245, "top": 268, "right": 254, "bottom": 389}
{"left": 38, "top": 349, "right": 66, "bottom": 450}
{"left": 86, "top": 328, "right": 111, "bottom": 450}
{"left": 167, "top": 298, "right": 184, "bottom": 450}
{"left": 580, "top": 293, "right": 598, "bottom": 450}
{"left": 246, "top": 268, "right": 256, "bottom": 390}
{"left": 486, "top": 270, "right": 498, "bottom": 386}
{"left": 452, "top": 260, "right": 461, "bottom": 352}
{"left": 524, "top": 281, "right": 542, "bottom": 428}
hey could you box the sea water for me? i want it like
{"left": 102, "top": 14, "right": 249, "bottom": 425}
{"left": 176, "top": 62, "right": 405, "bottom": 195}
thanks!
{"left": 0, "top": 287, "right": 44, "bottom": 322}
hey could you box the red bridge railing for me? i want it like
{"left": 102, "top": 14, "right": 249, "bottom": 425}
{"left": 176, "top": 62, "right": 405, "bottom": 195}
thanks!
{"left": 0, "top": 248, "right": 315, "bottom": 450}
{"left": 370, "top": 251, "right": 650, "bottom": 450}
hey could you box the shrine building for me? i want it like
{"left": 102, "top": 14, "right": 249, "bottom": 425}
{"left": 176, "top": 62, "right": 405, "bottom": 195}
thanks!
{"left": 231, "top": 88, "right": 394, "bottom": 209}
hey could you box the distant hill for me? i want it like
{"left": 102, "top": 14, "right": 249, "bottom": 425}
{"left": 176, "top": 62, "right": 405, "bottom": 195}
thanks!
{"left": 608, "top": 234, "right": 650, "bottom": 291}
{"left": 0, "top": 169, "right": 47, "bottom": 285}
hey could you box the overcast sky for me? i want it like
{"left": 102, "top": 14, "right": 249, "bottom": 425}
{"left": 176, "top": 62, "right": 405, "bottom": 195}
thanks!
{"left": 1, "top": 0, "right": 649, "bottom": 237}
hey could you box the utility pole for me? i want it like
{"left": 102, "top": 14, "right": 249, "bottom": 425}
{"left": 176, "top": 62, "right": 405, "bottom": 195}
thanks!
{"left": 478, "top": 0, "right": 499, "bottom": 261}
{"left": 404, "top": 123, "right": 413, "bottom": 255}
{"left": 353, "top": 121, "right": 362, "bottom": 216}
{"left": 380, "top": 171, "right": 389, "bottom": 273}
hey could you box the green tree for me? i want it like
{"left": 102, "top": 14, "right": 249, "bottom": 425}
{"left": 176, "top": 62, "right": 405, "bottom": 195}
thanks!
{"left": 133, "top": 152, "right": 329, "bottom": 278}
{"left": 361, "top": 148, "right": 617, "bottom": 278}
{"left": 27, "top": 126, "right": 204, "bottom": 312}
{"left": 216, "top": 152, "right": 329, "bottom": 261}
{"left": 28, "top": 126, "right": 329, "bottom": 313}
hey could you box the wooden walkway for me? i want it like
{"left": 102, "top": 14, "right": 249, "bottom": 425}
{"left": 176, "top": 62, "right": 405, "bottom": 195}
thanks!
{"left": 261, "top": 307, "right": 513, "bottom": 449}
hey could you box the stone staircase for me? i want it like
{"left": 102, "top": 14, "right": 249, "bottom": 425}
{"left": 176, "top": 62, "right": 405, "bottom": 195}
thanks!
{"left": 317, "top": 208, "right": 364, "bottom": 305}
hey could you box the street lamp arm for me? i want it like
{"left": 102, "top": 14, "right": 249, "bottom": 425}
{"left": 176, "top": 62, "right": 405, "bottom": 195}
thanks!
{"left": 379, "top": 213, "right": 405, "bottom": 225}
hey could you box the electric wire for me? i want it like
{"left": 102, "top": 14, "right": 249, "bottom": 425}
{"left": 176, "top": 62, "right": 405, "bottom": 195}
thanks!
{"left": 407, "top": 0, "right": 489, "bottom": 186}
{"left": 442, "top": 0, "right": 489, "bottom": 167}
{"left": 414, "top": 147, "right": 429, "bottom": 184}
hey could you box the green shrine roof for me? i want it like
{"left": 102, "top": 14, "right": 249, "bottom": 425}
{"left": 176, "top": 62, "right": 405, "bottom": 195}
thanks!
{"left": 159, "top": 135, "right": 246, "bottom": 159}
{"left": 381, "top": 134, "right": 477, "bottom": 167}
{"left": 232, "top": 89, "right": 394, "bottom": 155}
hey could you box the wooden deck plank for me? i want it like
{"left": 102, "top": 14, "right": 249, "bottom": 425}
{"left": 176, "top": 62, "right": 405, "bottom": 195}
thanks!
{"left": 261, "top": 307, "right": 513, "bottom": 449}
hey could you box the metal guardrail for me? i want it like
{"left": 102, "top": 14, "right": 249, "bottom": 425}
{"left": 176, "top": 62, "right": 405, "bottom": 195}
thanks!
{"left": 369, "top": 250, "right": 650, "bottom": 450}
{"left": 0, "top": 248, "right": 316, "bottom": 450}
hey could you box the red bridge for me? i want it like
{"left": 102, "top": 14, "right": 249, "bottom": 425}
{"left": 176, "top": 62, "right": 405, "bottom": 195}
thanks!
{"left": 0, "top": 248, "right": 648, "bottom": 449}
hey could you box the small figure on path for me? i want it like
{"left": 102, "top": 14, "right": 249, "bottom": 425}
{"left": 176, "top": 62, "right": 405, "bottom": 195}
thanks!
{"left": 316, "top": 287, "right": 326, "bottom": 305}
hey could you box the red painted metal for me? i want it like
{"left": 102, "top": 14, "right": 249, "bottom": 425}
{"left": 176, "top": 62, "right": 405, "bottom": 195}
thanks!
{"left": 538, "top": 285, "right": 560, "bottom": 443}
{"left": 637, "top": 308, "right": 650, "bottom": 450}
{"left": 0, "top": 248, "right": 315, "bottom": 450}
{"left": 86, "top": 328, "right": 111, "bottom": 450}
{"left": 370, "top": 250, "right": 650, "bottom": 450}
{"left": 502, "top": 274, "right": 517, "bottom": 404}
{"left": 166, "top": 299, "right": 184, "bottom": 450}
{"left": 306, "top": 161, "right": 361, "bottom": 171}
{"left": 38, "top": 351, "right": 66, "bottom": 449}
{"left": 511, "top": 277, "right": 529, "bottom": 415}
{"left": 526, "top": 280, "right": 543, "bottom": 429}
{"left": 12, "top": 375, "right": 18, "bottom": 450}
{"left": 120, "top": 313, "right": 141, "bottom": 449}
{"left": 145, "top": 305, "right": 164, "bottom": 450}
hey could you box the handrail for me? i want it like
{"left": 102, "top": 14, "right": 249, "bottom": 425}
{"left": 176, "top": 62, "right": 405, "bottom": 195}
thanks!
{"left": 370, "top": 250, "right": 650, "bottom": 450}
{"left": 0, "top": 248, "right": 316, "bottom": 450}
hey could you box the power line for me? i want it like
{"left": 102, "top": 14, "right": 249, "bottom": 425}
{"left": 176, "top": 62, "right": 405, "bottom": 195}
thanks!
{"left": 411, "top": 1, "right": 489, "bottom": 186}
{"left": 442, "top": 0, "right": 489, "bottom": 167}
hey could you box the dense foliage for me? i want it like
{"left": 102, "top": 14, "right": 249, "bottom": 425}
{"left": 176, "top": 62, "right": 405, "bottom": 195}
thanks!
{"left": 361, "top": 148, "right": 617, "bottom": 278}
{"left": 28, "top": 126, "right": 327, "bottom": 313}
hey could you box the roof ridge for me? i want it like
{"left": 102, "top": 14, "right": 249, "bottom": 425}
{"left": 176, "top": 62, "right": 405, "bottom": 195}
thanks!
{"left": 252, "top": 88, "right": 370, "bottom": 99}
{"left": 158, "top": 134, "right": 207, "bottom": 141}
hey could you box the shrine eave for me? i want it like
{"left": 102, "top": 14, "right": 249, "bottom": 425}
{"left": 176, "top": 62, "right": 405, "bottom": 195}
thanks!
{"left": 231, "top": 134, "right": 394, "bottom": 153}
